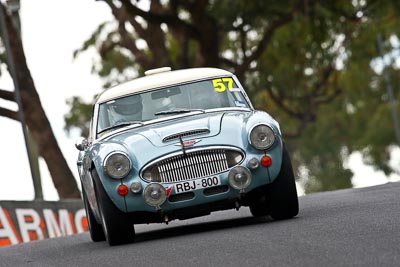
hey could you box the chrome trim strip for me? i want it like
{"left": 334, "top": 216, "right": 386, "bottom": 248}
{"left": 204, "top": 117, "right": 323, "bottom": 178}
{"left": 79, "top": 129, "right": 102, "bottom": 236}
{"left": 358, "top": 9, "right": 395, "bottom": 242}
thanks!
{"left": 163, "top": 128, "right": 210, "bottom": 142}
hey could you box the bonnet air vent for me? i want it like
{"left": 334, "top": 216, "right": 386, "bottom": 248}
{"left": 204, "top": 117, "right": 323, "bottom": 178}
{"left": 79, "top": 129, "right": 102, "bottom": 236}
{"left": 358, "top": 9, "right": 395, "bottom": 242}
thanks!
{"left": 162, "top": 129, "right": 210, "bottom": 142}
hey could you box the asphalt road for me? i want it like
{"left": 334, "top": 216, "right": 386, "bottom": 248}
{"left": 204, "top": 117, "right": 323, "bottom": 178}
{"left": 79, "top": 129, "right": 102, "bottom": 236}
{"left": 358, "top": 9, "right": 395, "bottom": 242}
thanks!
{"left": 1, "top": 182, "right": 399, "bottom": 267}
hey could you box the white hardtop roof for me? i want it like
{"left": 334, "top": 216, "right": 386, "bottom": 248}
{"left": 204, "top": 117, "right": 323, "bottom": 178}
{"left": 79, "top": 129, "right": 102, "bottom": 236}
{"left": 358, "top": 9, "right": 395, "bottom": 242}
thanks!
{"left": 96, "top": 67, "right": 233, "bottom": 103}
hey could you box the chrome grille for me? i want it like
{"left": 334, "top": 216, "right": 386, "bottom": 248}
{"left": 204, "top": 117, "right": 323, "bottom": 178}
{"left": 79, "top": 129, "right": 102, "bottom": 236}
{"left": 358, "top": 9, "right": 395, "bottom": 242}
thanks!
{"left": 158, "top": 149, "right": 228, "bottom": 183}
{"left": 162, "top": 129, "right": 210, "bottom": 142}
{"left": 141, "top": 147, "right": 244, "bottom": 183}
{"left": 141, "top": 146, "right": 244, "bottom": 183}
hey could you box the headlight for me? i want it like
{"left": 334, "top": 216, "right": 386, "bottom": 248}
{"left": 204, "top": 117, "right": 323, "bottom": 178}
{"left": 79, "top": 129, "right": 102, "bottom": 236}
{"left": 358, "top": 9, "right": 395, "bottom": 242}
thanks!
{"left": 249, "top": 124, "right": 275, "bottom": 150}
{"left": 103, "top": 152, "right": 131, "bottom": 179}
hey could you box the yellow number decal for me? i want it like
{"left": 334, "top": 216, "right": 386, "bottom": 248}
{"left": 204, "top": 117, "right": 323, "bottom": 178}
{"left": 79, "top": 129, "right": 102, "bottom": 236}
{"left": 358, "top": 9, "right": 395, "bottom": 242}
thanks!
{"left": 222, "top": 77, "right": 233, "bottom": 89}
{"left": 212, "top": 78, "right": 226, "bottom": 92}
{"left": 213, "top": 77, "right": 234, "bottom": 92}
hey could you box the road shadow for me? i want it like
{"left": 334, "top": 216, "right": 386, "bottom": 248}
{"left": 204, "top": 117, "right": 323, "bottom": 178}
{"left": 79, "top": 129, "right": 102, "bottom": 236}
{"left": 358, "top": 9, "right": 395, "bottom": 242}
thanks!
{"left": 133, "top": 215, "right": 274, "bottom": 243}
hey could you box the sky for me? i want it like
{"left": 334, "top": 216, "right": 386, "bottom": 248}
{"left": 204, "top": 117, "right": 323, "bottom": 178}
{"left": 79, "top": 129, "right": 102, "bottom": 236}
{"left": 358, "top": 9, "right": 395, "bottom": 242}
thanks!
{"left": 0, "top": 0, "right": 112, "bottom": 200}
{"left": 0, "top": 0, "right": 399, "bottom": 200}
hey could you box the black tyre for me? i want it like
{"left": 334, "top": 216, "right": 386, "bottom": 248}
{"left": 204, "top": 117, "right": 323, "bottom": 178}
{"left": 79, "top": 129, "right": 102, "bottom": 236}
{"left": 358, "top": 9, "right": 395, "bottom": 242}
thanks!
{"left": 82, "top": 183, "right": 106, "bottom": 242}
{"left": 249, "top": 142, "right": 299, "bottom": 219}
{"left": 249, "top": 194, "right": 269, "bottom": 217}
{"left": 92, "top": 170, "right": 135, "bottom": 246}
{"left": 268, "top": 142, "right": 299, "bottom": 220}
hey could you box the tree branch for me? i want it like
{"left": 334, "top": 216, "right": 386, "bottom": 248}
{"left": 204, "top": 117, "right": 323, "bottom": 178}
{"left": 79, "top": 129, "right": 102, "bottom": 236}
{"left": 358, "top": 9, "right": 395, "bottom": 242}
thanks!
{"left": 1, "top": 2, "right": 81, "bottom": 198}
{"left": 315, "top": 78, "right": 342, "bottom": 105}
{"left": 313, "top": 65, "right": 335, "bottom": 96}
{"left": 283, "top": 123, "right": 308, "bottom": 139}
{"left": 0, "top": 88, "right": 15, "bottom": 102}
{"left": 240, "top": 25, "right": 247, "bottom": 61}
{"left": 100, "top": 0, "right": 153, "bottom": 69}
{"left": 120, "top": 0, "right": 200, "bottom": 39}
{"left": 117, "top": 22, "right": 153, "bottom": 69}
{"left": 245, "top": 14, "right": 294, "bottom": 66}
{"left": 220, "top": 57, "right": 240, "bottom": 69}
{"left": 0, "top": 106, "right": 19, "bottom": 121}
{"left": 235, "top": 0, "right": 318, "bottom": 77}
{"left": 105, "top": 0, "right": 172, "bottom": 68}
{"left": 264, "top": 86, "right": 306, "bottom": 120}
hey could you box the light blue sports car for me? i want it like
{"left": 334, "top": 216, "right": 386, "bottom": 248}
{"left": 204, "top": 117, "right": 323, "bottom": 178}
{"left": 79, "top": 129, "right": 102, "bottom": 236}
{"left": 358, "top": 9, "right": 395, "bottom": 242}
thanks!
{"left": 76, "top": 67, "right": 298, "bottom": 246}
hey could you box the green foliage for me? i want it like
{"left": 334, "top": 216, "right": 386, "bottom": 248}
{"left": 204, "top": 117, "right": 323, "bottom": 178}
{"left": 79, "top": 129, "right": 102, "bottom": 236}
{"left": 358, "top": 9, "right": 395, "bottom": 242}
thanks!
{"left": 64, "top": 96, "right": 93, "bottom": 138}
{"left": 66, "top": 0, "right": 400, "bottom": 193}
{"left": 73, "top": 22, "right": 108, "bottom": 59}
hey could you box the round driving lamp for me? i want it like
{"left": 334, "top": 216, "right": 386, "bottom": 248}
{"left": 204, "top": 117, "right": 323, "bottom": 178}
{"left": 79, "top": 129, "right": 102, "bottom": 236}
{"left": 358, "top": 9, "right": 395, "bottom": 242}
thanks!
{"left": 228, "top": 166, "right": 252, "bottom": 190}
{"left": 249, "top": 124, "right": 275, "bottom": 150}
{"left": 103, "top": 152, "right": 131, "bottom": 179}
{"left": 143, "top": 183, "right": 167, "bottom": 207}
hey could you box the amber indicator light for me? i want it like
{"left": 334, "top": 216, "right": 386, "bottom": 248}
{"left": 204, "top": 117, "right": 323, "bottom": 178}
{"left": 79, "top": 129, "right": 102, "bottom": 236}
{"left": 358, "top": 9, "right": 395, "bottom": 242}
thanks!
{"left": 260, "top": 155, "right": 272, "bottom": 167}
{"left": 117, "top": 184, "right": 129, "bottom": 196}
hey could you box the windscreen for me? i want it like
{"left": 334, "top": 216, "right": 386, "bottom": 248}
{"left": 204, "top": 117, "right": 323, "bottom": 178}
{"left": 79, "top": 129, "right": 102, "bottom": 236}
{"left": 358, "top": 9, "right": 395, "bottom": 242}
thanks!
{"left": 97, "top": 77, "right": 249, "bottom": 134}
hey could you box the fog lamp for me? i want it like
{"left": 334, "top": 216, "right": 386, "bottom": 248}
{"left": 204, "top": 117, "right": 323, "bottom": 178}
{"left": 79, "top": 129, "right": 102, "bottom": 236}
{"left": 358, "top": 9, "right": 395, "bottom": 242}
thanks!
{"left": 228, "top": 166, "right": 252, "bottom": 190}
{"left": 143, "top": 183, "right": 167, "bottom": 207}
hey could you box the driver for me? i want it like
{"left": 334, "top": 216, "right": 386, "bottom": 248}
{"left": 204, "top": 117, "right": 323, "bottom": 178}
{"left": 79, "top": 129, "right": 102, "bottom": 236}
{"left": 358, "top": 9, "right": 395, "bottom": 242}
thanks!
{"left": 110, "top": 94, "right": 143, "bottom": 124}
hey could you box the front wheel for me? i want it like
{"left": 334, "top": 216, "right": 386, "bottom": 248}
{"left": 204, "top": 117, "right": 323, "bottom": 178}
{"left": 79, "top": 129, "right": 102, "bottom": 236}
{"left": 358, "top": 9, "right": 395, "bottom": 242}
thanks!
{"left": 82, "top": 183, "right": 105, "bottom": 242}
{"left": 249, "top": 194, "right": 269, "bottom": 217}
{"left": 268, "top": 142, "right": 299, "bottom": 220}
{"left": 92, "top": 170, "right": 135, "bottom": 246}
{"left": 248, "top": 142, "right": 299, "bottom": 220}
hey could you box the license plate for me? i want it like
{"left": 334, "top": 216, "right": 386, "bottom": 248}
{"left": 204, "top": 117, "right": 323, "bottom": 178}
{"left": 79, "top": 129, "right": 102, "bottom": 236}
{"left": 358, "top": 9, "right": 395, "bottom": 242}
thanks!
{"left": 174, "top": 176, "right": 221, "bottom": 193}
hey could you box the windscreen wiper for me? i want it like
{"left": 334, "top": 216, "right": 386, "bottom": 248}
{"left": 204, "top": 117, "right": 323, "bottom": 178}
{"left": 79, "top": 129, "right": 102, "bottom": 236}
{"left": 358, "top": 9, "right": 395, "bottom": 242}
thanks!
{"left": 154, "top": 108, "right": 205, "bottom": 116}
{"left": 97, "top": 121, "right": 144, "bottom": 135}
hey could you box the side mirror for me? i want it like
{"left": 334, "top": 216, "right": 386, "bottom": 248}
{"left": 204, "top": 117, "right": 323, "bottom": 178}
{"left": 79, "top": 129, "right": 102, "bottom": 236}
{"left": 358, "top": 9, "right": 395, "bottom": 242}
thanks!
{"left": 75, "top": 137, "right": 88, "bottom": 151}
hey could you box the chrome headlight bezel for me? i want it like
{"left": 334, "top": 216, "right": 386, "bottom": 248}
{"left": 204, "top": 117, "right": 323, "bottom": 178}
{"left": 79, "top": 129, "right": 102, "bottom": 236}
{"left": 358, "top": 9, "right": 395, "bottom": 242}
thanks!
{"left": 143, "top": 183, "right": 167, "bottom": 207}
{"left": 228, "top": 166, "right": 252, "bottom": 190}
{"left": 103, "top": 152, "right": 132, "bottom": 179}
{"left": 248, "top": 124, "right": 276, "bottom": 150}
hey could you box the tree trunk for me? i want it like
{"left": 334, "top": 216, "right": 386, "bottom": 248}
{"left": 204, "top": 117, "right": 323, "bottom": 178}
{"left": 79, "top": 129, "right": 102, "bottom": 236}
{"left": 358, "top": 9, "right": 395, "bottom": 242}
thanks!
{"left": 2, "top": 4, "right": 80, "bottom": 199}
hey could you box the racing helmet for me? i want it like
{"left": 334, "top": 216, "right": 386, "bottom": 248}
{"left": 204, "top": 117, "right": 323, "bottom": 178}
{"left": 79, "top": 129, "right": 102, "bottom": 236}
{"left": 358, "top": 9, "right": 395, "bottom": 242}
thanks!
{"left": 112, "top": 94, "right": 143, "bottom": 116}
